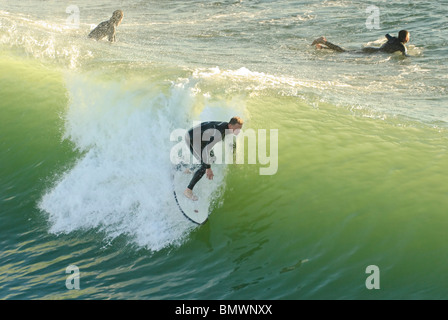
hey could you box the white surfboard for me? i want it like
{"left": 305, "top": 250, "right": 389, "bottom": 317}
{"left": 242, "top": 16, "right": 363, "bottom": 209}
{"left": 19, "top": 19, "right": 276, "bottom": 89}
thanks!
{"left": 172, "top": 165, "right": 210, "bottom": 225}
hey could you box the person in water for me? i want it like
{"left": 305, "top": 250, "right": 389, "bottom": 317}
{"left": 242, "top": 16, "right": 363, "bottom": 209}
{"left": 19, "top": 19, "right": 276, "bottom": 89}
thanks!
{"left": 88, "top": 10, "right": 124, "bottom": 42}
{"left": 311, "top": 30, "right": 410, "bottom": 56}
{"left": 184, "top": 116, "right": 244, "bottom": 201}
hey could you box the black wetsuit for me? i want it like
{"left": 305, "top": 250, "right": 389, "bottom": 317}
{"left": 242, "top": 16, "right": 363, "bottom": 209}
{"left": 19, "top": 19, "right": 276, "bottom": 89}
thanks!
{"left": 323, "top": 34, "right": 408, "bottom": 56}
{"left": 185, "top": 121, "right": 229, "bottom": 190}
{"left": 88, "top": 10, "right": 123, "bottom": 42}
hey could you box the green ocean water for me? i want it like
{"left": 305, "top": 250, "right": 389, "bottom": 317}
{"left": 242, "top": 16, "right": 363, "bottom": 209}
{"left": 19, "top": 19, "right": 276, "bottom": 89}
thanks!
{"left": 1, "top": 0, "right": 448, "bottom": 300}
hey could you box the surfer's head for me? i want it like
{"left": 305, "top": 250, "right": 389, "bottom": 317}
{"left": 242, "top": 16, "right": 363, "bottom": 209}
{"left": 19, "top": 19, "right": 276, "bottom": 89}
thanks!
{"left": 228, "top": 116, "right": 244, "bottom": 135}
{"left": 111, "top": 10, "right": 124, "bottom": 26}
{"left": 398, "top": 30, "right": 410, "bottom": 43}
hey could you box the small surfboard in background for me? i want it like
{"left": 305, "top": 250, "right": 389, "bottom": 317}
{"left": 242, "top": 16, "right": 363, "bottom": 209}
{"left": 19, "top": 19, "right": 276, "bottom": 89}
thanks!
{"left": 172, "top": 164, "right": 209, "bottom": 225}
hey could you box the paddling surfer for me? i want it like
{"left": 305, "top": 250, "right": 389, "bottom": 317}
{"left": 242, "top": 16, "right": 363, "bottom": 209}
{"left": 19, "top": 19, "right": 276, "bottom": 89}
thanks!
{"left": 311, "top": 30, "right": 410, "bottom": 56}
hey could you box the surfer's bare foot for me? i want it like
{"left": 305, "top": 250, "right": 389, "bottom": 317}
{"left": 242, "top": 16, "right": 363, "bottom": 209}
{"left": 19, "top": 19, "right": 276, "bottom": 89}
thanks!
{"left": 184, "top": 168, "right": 192, "bottom": 174}
{"left": 311, "top": 36, "right": 326, "bottom": 46}
{"left": 184, "top": 188, "right": 198, "bottom": 201}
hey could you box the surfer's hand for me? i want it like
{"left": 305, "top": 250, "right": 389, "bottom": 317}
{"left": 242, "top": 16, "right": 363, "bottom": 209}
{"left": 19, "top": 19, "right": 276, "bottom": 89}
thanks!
{"left": 206, "top": 168, "right": 214, "bottom": 180}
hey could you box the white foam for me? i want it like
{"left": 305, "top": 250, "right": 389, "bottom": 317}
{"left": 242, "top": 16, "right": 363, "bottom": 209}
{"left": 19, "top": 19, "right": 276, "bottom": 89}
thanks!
{"left": 0, "top": 10, "right": 88, "bottom": 69}
{"left": 191, "top": 66, "right": 344, "bottom": 94}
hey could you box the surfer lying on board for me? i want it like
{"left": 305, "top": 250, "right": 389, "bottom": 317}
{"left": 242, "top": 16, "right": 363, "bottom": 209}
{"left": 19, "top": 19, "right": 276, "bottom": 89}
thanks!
{"left": 88, "top": 10, "right": 124, "bottom": 42}
{"left": 311, "top": 30, "right": 410, "bottom": 56}
{"left": 184, "top": 116, "right": 244, "bottom": 201}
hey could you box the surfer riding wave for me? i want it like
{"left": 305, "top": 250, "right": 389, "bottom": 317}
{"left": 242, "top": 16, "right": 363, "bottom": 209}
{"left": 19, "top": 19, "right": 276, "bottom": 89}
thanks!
{"left": 184, "top": 116, "right": 244, "bottom": 201}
